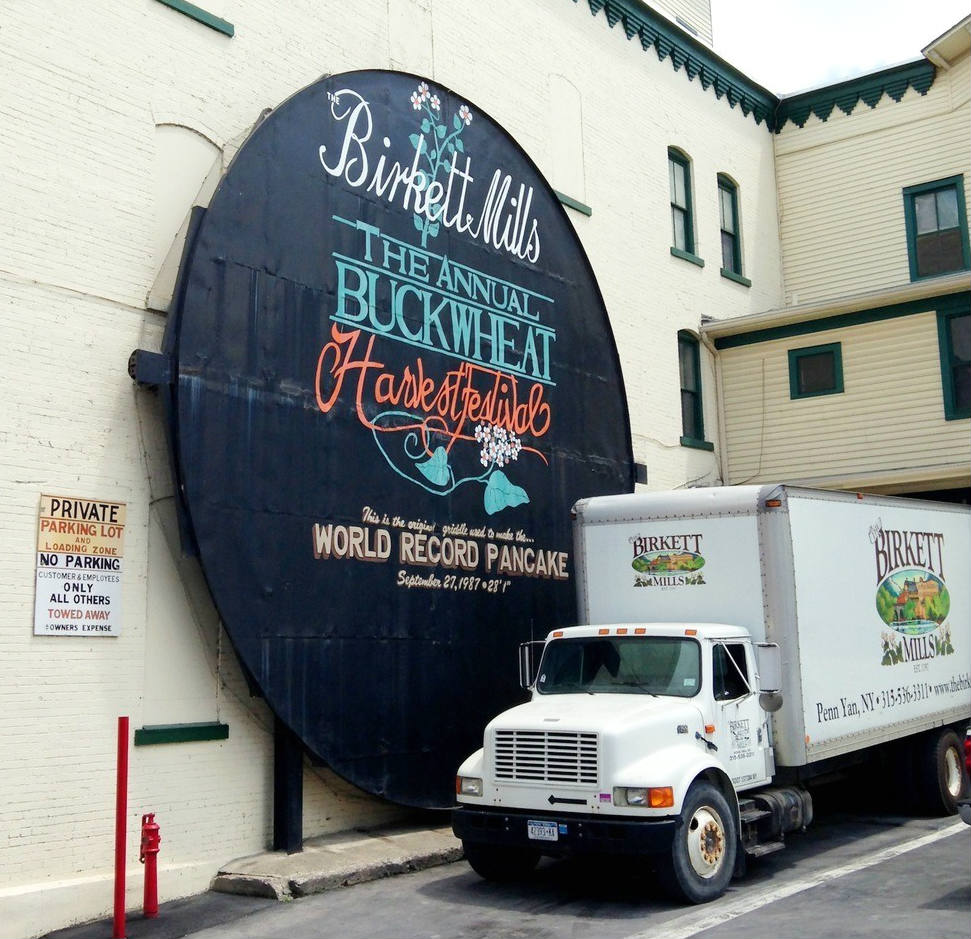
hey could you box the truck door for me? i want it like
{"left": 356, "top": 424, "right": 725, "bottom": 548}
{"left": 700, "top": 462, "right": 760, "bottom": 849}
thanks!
{"left": 711, "top": 641, "right": 772, "bottom": 790}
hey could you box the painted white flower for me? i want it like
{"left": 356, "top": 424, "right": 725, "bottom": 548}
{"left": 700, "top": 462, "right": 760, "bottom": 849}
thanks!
{"left": 410, "top": 90, "right": 422, "bottom": 110}
{"left": 430, "top": 94, "right": 441, "bottom": 111}
{"left": 459, "top": 104, "right": 472, "bottom": 126}
{"left": 418, "top": 81, "right": 430, "bottom": 100}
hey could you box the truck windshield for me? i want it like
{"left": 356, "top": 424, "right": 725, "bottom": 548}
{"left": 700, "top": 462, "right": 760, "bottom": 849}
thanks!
{"left": 535, "top": 636, "right": 701, "bottom": 697}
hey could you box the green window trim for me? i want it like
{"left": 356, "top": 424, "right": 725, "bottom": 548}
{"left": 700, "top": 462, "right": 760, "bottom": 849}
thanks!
{"left": 554, "top": 190, "right": 593, "bottom": 216}
{"left": 936, "top": 307, "right": 971, "bottom": 421}
{"left": 134, "top": 721, "right": 230, "bottom": 745}
{"left": 669, "top": 148, "right": 696, "bottom": 255}
{"left": 788, "top": 342, "right": 844, "bottom": 399}
{"left": 902, "top": 176, "right": 970, "bottom": 282}
{"left": 671, "top": 246, "right": 705, "bottom": 267}
{"left": 680, "top": 436, "right": 715, "bottom": 451}
{"left": 717, "top": 174, "right": 743, "bottom": 278}
{"left": 720, "top": 268, "right": 751, "bottom": 287}
{"left": 154, "top": 0, "right": 234, "bottom": 37}
{"left": 678, "top": 330, "right": 710, "bottom": 447}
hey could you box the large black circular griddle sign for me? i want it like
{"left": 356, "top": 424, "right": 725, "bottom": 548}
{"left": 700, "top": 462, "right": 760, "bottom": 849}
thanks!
{"left": 173, "top": 70, "right": 633, "bottom": 807}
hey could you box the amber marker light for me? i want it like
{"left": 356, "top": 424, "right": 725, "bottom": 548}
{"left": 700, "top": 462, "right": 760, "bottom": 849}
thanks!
{"left": 705, "top": 724, "right": 716, "bottom": 734}
{"left": 617, "top": 628, "right": 628, "bottom": 635}
{"left": 635, "top": 627, "right": 646, "bottom": 634}
{"left": 765, "top": 499, "right": 782, "bottom": 508}
{"left": 598, "top": 628, "right": 610, "bottom": 635}
{"left": 684, "top": 628, "right": 697, "bottom": 636}
{"left": 649, "top": 787, "right": 674, "bottom": 808}
{"left": 552, "top": 630, "right": 563, "bottom": 638}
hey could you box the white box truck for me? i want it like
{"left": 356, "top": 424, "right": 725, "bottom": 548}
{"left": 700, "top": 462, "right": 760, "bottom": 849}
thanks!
{"left": 453, "top": 485, "right": 971, "bottom": 902}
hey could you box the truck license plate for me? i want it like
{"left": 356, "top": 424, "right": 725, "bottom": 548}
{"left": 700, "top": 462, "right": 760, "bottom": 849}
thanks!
{"left": 527, "top": 820, "right": 559, "bottom": 842}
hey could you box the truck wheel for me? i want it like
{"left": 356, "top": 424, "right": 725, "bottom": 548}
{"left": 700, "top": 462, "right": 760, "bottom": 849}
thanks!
{"left": 917, "top": 728, "right": 966, "bottom": 816}
{"left": 462, "top": 842, "right": 539, "bottom": 882}
{"left": 660, "top": 782, "right": 737, "bottom": 904}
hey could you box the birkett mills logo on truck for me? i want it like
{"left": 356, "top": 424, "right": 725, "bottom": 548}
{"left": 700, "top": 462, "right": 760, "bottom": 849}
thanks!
{"left": 631, "top": 533, "right": 706, "bottom": 587}
{"left": 871, "top": 521, "right": 954, "bottom": 667}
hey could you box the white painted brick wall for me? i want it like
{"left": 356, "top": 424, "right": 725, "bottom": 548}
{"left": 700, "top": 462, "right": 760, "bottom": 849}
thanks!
{"left": 0, "top": 1, "right": 783, "bottom": 933}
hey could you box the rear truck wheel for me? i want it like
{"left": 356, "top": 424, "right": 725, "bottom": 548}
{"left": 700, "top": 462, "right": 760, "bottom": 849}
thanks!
{"left": 462, "top": 842, "right": 540, "bottom": 882}
{"left": 660, "top": 782, "right": 737, "bottom": 904}
{"left": 917, "top": 728, "right": 966, "bottom": 816}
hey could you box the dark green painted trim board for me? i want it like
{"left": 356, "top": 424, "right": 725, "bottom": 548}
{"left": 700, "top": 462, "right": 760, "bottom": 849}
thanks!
{"left": 555, "top": 190, "right": 593, "bottom": 216}
{"left": 155, "top": 0, "right": 234, "bottom": 37}
{"left": 134, "top": 722, "right": 230, "bottom": 745}
{"left": 571, "top": 3, "right": 938, "bottom": 133}
{"left": 680, "top": 436, "right": 715, "bottom": 451}
{"left": 712, "top": 292, "right": 970, "bottom": 350}
{"left": 776, "top": 60, "right": 936, "bottom": 131}
{"left": 671, "top": 247, "right": 705, "bottom": 267}
{"left": 575, "top": 0, "right": 777, "bottom": 128}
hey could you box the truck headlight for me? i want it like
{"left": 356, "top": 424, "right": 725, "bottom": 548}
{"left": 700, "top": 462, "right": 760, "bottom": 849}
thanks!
{"left": 613, "top": 786, "right": 674, "bottom": 808}
{"left": 456, "top": 775, "right": 483, "bottom": 797}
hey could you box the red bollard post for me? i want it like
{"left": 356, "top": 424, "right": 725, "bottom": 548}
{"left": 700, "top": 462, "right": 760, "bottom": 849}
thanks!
{"left": 139, "top": 813, "right": 161, "bottom": 918}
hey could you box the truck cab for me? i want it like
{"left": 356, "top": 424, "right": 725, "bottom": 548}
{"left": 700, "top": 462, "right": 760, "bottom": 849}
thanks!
{"left": 453, "top": 623, "right": 782, "bottom": 902}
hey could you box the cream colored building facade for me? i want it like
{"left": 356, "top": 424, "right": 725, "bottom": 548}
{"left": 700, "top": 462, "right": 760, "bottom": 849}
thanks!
{"left": 0, "top": 2, "right": 967, "bottom": 936}
{"left": 703, "top": 17, "right": 971, "bottom": 497}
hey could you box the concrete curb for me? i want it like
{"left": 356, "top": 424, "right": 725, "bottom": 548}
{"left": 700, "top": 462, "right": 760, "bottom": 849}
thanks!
{"left": 211, "top": 825, "right": 464, "bottom": 900}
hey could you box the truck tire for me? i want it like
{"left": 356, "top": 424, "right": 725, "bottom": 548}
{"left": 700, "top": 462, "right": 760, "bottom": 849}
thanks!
{"left": 660, "top": 782, "right": 737, "bottom": 904}
{"left": 916, "top": 728, "right": 967, "bottom": 816}
{"left": 462, "top": 842, "right": 539, "bottom": 882}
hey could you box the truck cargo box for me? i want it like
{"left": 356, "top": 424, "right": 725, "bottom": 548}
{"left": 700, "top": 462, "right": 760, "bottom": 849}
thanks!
{"left": 572, "top": 485, "right": 971, "bottom": 768}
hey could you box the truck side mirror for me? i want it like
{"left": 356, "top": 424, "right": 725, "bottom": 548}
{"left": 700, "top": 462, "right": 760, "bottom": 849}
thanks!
{"left": 755, "top": 642, "right": 782, "bottom": 693}
{"left": 518, "top": 641, "right": 546, "bottom": 690}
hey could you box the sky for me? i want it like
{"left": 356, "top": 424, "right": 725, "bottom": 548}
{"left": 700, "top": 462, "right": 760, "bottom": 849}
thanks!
{"left": 708, "top": 0, "right": 970, "bottom": 95}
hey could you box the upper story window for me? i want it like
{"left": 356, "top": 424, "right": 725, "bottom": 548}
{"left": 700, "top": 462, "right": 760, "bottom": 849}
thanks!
{"left": 669, "top": 149, "right": 699, "bottom": 263}
{"left": 903, "top": 176, "right": 970, "bottom": 280}
{"left": 937, "top": 306, "right": 970, "bottom": 421}
{"left": 678, "top": 330, "right": 712, "bottom": 450}
{"left": 718, "top": 174, "right": 749, "bottom": 286}
{"left": 788, "top": 342, "right": 844, "bottom": 399}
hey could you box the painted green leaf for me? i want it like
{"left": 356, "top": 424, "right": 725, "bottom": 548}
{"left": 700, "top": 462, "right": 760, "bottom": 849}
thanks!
{"left": 417, "top": 447, "right": 450, "bottom": 487}
{"left": 413, "top": 215, "right": 424, "bottom": 233}
{"left": 455, "top": 137, "right": 464, "bottom": 153}
{"left": 427, "top": 221, "right": 440, "bottom": 238}
{"left": 436, "top": 123, "right": 447, "bottom": 138}
{"left": 453, "top": 114, "right": 462, "bottom": 131}
{"left": 409, "top": 133, "right": 424, "bottom": 151}
{"left": 484, "top": 470, "right": 529, "bottom": 515}
{"left": 421, "top": 118, "right": 431, "bottom": 133}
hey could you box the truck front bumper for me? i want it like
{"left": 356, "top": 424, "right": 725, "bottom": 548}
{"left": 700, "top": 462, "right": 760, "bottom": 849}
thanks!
{"left": 452, "top": 805, "right": 678, "bottom": 857}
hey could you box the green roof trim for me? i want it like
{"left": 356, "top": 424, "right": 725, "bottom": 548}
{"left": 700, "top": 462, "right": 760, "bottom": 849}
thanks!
{"left": 712, "top": 292, "right": 970, "bottom": 349}
{"left": 572, "top": 3, "right": 938, "bottom": 134}
{"left": 775, "top": 60, "right": 936, "bottom": 130}
{"left": 576, "top": 0, "right": 777, "bottom": 128}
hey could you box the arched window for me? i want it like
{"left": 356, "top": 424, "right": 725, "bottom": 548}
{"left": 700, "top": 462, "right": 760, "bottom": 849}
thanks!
{"left": 669, "top": 148, "right": 696, "bottom": 256}
{"left": 717, "top": 174, "right": 742, "bottom": 277}
{"left": 678, "top": 330, "right": 708, "bottom": 448}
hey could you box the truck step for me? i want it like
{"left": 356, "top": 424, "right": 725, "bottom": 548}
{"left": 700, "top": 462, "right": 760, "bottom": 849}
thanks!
{"left": 746, "top": 840, "right": 785, "bottom": 858}
{"left": 740, "top": 807, "right": 772, "bottom": 824}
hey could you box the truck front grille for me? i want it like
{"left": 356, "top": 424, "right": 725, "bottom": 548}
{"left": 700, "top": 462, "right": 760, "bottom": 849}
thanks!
{"left": 493, "top": 730, "right": 599, "bottom": 784}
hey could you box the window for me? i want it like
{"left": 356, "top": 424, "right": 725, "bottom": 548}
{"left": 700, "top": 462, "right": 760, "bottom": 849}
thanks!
{"left": 903, "top": 176, "right": 970, "bottom": 280}
{"left": 669, "top": 149, "right": 700, "bottom": 264}
{"left": 788, "top": 342, "right": 844, "bottom": 399}
{"left": 937, "top": 306, "right": 970, "bottom": 420}
{"left": 713, "top": 643, "right": 750, "bottom": 700}
{"left": 678, "top": 331, "right": 712, "bottom": 449}
{"left": 717, "top": 174, "right": 748, "bottom": 285}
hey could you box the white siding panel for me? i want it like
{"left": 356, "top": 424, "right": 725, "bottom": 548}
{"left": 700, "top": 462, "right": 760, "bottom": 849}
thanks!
{"left": 720, "top": 310, "right": 970, "bottom": 485}
{"left": 775, "top": 56, "right": 971, "bottom": 307}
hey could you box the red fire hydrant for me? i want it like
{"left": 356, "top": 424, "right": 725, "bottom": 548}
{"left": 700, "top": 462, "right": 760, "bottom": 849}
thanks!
{"left": 139, "top": 813, "right": 161, "bottom": 918}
